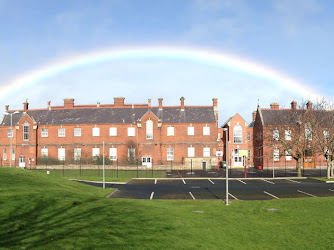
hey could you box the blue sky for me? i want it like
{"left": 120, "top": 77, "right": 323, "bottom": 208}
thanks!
{"left": 0, "top": 0, "right": 333, "bottom": 124}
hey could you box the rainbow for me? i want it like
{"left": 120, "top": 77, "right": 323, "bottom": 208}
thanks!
{"left": 0, "top": 45, "right": 322, "bottom": 101}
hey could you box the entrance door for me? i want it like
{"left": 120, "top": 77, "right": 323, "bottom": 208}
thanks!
{"left": 304, "top": 156, "right": 315, "bottom": 168}
{"left": 202, "top": 161, "right": 207, "bottom": 170}
{"left": 232, "top": 149, "right": 243, "bottom": 167}
{"left": 19, "top": 156, "right": 25, "bottom": 168}
{"left": 142, "top": 157, "right": 152, "bottom": 168}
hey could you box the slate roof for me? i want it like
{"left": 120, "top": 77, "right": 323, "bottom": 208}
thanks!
{"left": 1, "top": 107, "right": 216, "bottom": 126}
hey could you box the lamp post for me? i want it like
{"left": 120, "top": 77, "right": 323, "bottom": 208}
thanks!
{"left": 223, "top": 128, "right": 229, "bottom": 205}
{"left": 4, "top": 111, "right": 19, "bottom": 167}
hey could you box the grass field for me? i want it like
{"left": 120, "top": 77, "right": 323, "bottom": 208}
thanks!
{"left": 1, "top": 167, "right": 334, "bottom": 249}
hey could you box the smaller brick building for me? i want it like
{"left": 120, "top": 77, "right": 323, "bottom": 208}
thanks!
{"left": 0, "top": 97, "right": 221, "bottom": 169}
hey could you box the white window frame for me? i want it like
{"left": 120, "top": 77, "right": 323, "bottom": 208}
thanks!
{"left": 41, "top": 128, "right": 48, "bottom": 138}
{"left": 188, "top": 126, "right": 194, "bottom": 136}
{"left": 41, "top": 148, "right": 48, "bottom": 158}
{"left": 203, "top": 126, "right": 210, "bottom": 136}
{"left": 273, "top": 148, "right": 279, "bottom": 161}
{"left": 58, "top": 128, "right": 65, "bottom": 137}
{"left": 188, "top": 147, "right": 195, "bottom": 157}
{"left": 74, "top": 148, "right": 81, "bottom": 161}
{"left": 109, "top": 148, "right": 117, "bottom": 161}
{"left": 23, "top": 124, "right": 29, "bottom": 141}
{"left": 58, "top": 148, "right": 65, "bottom": 161}
{"left": 285, "top": 130, "right": 291, "bottom": 141}
{"left": 323, "top": 130, "right": 329, "bottom": 141}
{"left": 74, "top": 127, "right": 81, "bottom": 137}
{"left": 273, "top": 129, "right": 279, "bottom": 141}
{"left": 128, "top": 127, "right": 135, "bottom": 137}
{"left": 8, "top": 129, "right": 13, "bottom": 138}
{"left": 233, "top": 125, "right": 243, "bottom": 144}
{"left": 167, "top": 147, "right": 174, "bottom": 161}
{"left": 92, "top": 148, "right": 100, "bottom": 158}
{"left": 167, "top": 127, "right": 174, "bottom": 136}
{"left": 3, "top": 148, "right": 7, "bottom": 161}
{"left": 109, "top": 127, "right": 117, "bottom": 136}
{"left": 146, "top": 120, "right": 153, "bottom": 140}
{"left": 11, "top": 148, "right": 15, "bottom": 161}
{"left": 203, "top": 147, "right": 210, "bottom": 157}
{"left": 92, "top": 127, "right": 100, "bottom": 137}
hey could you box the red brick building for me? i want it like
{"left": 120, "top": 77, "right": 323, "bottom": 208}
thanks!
{"left": 0, "top": 97, "right": 221, "bottom": 169}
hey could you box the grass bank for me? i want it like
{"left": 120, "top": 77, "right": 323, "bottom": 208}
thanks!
{"left": 1, "top": 167, "right": 334, "bottom": 249}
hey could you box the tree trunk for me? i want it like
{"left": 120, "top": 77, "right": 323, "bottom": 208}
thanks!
{"left": 297, "top": 158, "right": 302, "bottom": 177}
{"left": 326, "top": 159, "right": 331, "bottom": 179}
{"left": 331, "top": 161, "right": 334, "bottom": 179}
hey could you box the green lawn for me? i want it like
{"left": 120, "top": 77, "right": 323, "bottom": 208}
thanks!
{"left": 1, "top": 167, "right": 334, "bottom": 249}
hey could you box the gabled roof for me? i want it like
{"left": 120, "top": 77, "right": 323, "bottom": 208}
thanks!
{"left": 1, "top": 106, "right": 216, "bottom": 126}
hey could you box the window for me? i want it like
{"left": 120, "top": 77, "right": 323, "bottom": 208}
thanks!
{"left": 128, "top": 148, "right": 135, "bottom": 161}
{"left": 203, "top": 126, "right": 210, "bottom": 136}
{"left": 273, "top": 148, "right": 279, "bottom": 161}
{"left": 11, "top": 148, "right": 15, "bottom": 160}
{"left": 248, "top": 149, "right": 251, "bottom": 162}
{"left": 41, "top": 148, "right": 48, "bottom": 157}
{"left": 8, "top": 129, "right": 13, "bottom": 138}
{"left": 247, "top": 132, "right": 251, "bottom": 141}
{"left": 74, "top": 128, "right": 81, "bottom": 137}
{"left": 3, "top": 149, "right": 7, "bottom": 161}
{"left": 109, "top": 148, "right": 117, "bottom": 161}
{"left": 146, "top": 120, "right": 153, "bottom": 139}
{"left": 285, "top": 130, "right": 291, "bottom": 141}
{"left": 187, "top": 126, "right": 194, "bottom": 136}
{"left": 92, "top": 127, "right": 100, "bottom": 137}
{"left": 167, "top": 127, "right": 174, "bottom": 136}
{"left": 233, "top": 125, "right": 243, "bottom": 144}
{"left": 273, "top": 129, "right": 279, "bottom": 141}
{"left": 217, "top": 132, "right": 221, "bottom": 141}
{"left": 203, "top": 147, "right": 210, "bottom": 157}
{"left": 188, "top": 147, "right": 195, "bottom": 157}
{"left": 285, "top": 150, "right": 292, "bottom": 161}
{"left": 323, "top": 130, "right": 329, "bottom": 141}
{"left": 128, "top": 127, "right": 135, "bottom": 137}
{"left": 305, "top": 123, "right": 312, "bottom": 140}
{"left": 167, "top": 147, "right": 174, "bottom": 161}
{"left": 23, "top": 124, "right": 29, "bottom": 141}
{"left": 74, "top": 148, "right": 81, "bottom": 161}
{"left": 41, "top": 128, "right": 48, "bottom": 137}
{"left": 58, "top": 128, "right": 65, "bottom": 137}
{"left": 92, "top": 148, "right": 100, "bottom": 159}
{"left": 109, "top": 127, "right": 117, "bottom": 136}
{"left": 58, "top": 148, "right": 65, "bottom": 161}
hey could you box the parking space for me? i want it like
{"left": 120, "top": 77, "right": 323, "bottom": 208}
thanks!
{"left": 77, "top": 178, "right": 334, "bottom": 201}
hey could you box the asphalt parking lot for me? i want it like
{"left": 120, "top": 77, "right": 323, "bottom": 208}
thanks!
{"left": 77, "top": 178, "right": 334, "bottom": 201}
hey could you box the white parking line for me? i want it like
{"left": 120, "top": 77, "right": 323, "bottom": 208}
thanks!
{"left": 297, "top": 190, "right": 317, "bottom": 197}
{"left": 189, "top": 192, "right": 195, "bottom": 200}
{"left": 150, "top": 192, "right": 154, "bottom": 200}
{"left": 228, "top": 193, "right": 239, "bottom": 200}
{"left": 208, "top": 179, "right": 215, "bottom": 184}
{"left": 264, "top": 191, "right": 279, "bottom": 199}
{"left": 263, "top": 179, "right": 275, "bottom": 184}
{"left": 238, "top": 179, "right": 247, "bottom": 184}
{"left": 182, "top": 179, "right": 186, "bottom": 185}
{"left": 154, "top": 179, "right": 157, "bottom": 185}
{"left": 286, "top": 179, "right": 300, "bottom": 184}
{"left": 329, "top": 189, "right": 334, "bottom": 192}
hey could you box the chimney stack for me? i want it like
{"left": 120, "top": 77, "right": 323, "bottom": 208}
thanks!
{"left": 47, "top": 101, "right": 51, "bottom": 110}
{"left": 148, "top": 99, "right": 151, "bottom": 107}
{"left": 5, "top": 105, "right": 9, "bottom": 112}
{"left": 270, "top": 102, "right": 279, "bottom": 110}
{"left": 180, "top": 97, "right": 185, "bottom": 111}
{"left": 158, "top": 97, "right": 163, "bottom": 110}
{"left": 23, "top": 101, "right": 29, "bottom": 112}
{"left": 306, "top": 101, "right": 313, "bottom": 110}
{"left": 114, "top": 97, "right": 125, "bottom": 107}
{"left": 213, "top": 97, "right": 218, "bottom": 120}
{"left": 291, "top": 101, "right": 297, "bottom": 111}
{"left": 252, "top": 111, "right": 257, "bottom": 121}
{"left": 64, "top": 98, "right": 74, "bottom": 109}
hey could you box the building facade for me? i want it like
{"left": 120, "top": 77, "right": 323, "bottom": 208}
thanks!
{"left": 0, "top": 97, "right": 221, "bottom": 169}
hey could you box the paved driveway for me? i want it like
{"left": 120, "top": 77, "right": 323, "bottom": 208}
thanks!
{"left": 77, "top": 178, "right": 334, "bottom": 201}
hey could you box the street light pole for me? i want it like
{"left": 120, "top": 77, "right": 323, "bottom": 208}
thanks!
{"left": 223, "top": 128, "right": 229, "bottom": 205}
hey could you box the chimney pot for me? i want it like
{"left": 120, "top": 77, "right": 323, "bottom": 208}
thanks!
{"left": 306, "top": 101, "right": 313, "bottom": 110}
{"left": 158, "top": 97, "right": 163, "bottom": 110}
{"left": 180, "top": 97, "right": 185, "bottom": 110}
{"left": 23, "top": 101, "right": 29, "bottom": 112}
{"left": 5, "top": 105, "right": 9, "bottom": 111}
{"left": 148, "top": 99, "right": 151, "bottom": 107}
{"left": 291, "top": 101, "right": 297, "bottom": 110}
